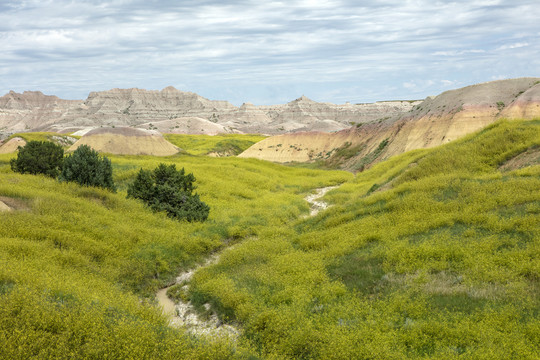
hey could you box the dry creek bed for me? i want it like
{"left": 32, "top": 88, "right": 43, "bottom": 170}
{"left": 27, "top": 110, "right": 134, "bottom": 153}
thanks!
{"left": 156, "top": 185, "right": 338, "bottom": 338}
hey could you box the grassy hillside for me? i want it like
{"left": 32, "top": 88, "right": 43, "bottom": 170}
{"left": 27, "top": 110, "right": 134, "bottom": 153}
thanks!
{"left": 0, "top": 120, "right": 538, "bottom": 359}
{"left": 0, "top": 150, "right": 350, "bottom": 358}
{"left": 163, "top": 133, "right": 266, "bottom": 156}
{"left": 7, "top": 131, "right": 79, "bottom": 144}
{"left": 188, "top": 119, "right": 540, "bottom": 359}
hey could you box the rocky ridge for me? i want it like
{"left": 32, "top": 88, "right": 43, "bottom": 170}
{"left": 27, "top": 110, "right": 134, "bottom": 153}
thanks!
{"left": 0, "top": 87, "right": 418, "bottom": 137}
{"left": 240, "top": 78, "right": 540, "bottom": 170}
{"left": 0, "top": 91, "right": 79, "bottom": 134}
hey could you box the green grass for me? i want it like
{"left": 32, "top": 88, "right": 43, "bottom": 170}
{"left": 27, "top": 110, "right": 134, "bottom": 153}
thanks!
{"left": 163, "top": 133, "right": 266, "bottom": 156}
{"left": 8, "top": 132, "right": 80, "bottom": 143}
{"left": 0, "top": 148, "right": 350, "bottom": 358}
{"left": 189, "top": 119, "right": 540, "bottom": 359}
{"left": 0, "top": 120, "right": 539, "bottom": 359}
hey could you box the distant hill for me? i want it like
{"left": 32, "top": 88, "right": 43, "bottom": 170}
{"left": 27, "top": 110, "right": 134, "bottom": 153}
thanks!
{"left": 240, "top": 77, "right": 540, "bottom": 170}
{"left": 0, "top": 87, "right": 416, "bottom": 137}
{"left": 68, "top": 127, "right": 180, "bottom": 156}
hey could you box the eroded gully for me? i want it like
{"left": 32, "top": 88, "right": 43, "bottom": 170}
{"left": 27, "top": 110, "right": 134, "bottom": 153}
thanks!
{"left": 156, "top": 185, "right": 339, "bottom": 338}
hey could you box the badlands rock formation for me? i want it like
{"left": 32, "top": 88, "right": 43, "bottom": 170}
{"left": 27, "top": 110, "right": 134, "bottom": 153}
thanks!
{"left": 0, "top": 91, "right": 79, "bottom": 134}
{"left": 0, "top": 137, "right": 27, "bottom": 154}
{"left": 240, "top": 78, "right": 540, "bottom": 170}
{"left": 238, "top": 130, "right": 361, "bottom": 163}
{"left": 52, "top": 87, "right": 238, "bottom": 133}
{"left": 386, "top": 77, "right": 540, "bottom": 155}
{"left": 3, "top": 78, "right": 539, "bottom": 167}
{"left": 0, "top": 87, "right": 417, "bottom": 136}
{"left": 69, "top": 127, "right": 180, "bottom": 156}
{"left": 219, "top": 96, "right": 418, "bottom": 134}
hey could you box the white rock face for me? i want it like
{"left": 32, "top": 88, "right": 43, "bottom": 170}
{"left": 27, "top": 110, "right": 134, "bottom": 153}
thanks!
{"left": 0, "top": 87, "right": 417, "bottom": 135}
{"left": 0, "top": 91, "right": 80, "bottom": 134}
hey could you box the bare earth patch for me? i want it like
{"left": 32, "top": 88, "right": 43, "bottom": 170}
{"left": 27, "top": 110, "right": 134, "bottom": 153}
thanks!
{"left": 0, "top": 201, "right": 12, "bottom": 212}
{"left": 69, "top": 127, "right": 180, "bottom": 156}
{"left": 305, "top": 185, "right": 339, "bottom": 216}
{"left": 156, "top": 254, "right": 239, "bottom": 338}
{"left": 0, "top": 137, "right": 26, "bottom": 154}
{"left": 0, "top": 196, "right": 29, "bottom": 211}
{"left": 499, "top": 146, "right": 540, "bottom": 171}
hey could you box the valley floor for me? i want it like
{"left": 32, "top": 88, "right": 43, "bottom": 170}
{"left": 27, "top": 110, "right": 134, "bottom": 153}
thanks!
{"left": 0, "top": 119, "right": 539, "bottom": 359}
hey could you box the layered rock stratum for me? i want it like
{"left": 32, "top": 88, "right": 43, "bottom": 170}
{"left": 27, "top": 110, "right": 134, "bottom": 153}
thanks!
{"left": 68, "top": 127, "right": 180, "bottom": 156}
{"left": 2, "top": 78, "right": 539, "bottom": 168}
{"left": 239, "top": 78, "right": 540, "bottom": 170}
{"left": 0, "top": 87, "right": 417, "bottom": 137}
{"left": 0, "top": 91, "right": 79, "bottom": 133}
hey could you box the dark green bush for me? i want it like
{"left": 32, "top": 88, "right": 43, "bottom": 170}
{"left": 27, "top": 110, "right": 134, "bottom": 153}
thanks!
{"left": 60, "top": 145, "right": 116, "bottom": 191}
{"left": 127, "top": 163, "right": 210, "bottom": 222}
{"left": 10, "top": 140, "right": 64, "bottom": 178}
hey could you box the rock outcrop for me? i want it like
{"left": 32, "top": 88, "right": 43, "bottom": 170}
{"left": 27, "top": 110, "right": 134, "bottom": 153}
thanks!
{"left": 382, "top": 77, "right": 540, "bottom": 157}
{"left": 51, "top": 87, "right": 238, "bottom": 132}
{"left": 0, "top": 91, "right": 79, "bottom": 133}
{"left": 137, "top": 117, "right": 231, "bottom": 135}
{"left": 240, "top": 78, "right": 540, "bottom": 170}
{"left": 3, "top": 78, "right": 539, "bottom": 165}
{"left": 238, "top": 130, "right": 361, "bottom": 163}
{"left": 0, "top": 87, "right": 417, "bottom": 136}
{"left": 239, "top": 96, "right": 418, "bottom": 134}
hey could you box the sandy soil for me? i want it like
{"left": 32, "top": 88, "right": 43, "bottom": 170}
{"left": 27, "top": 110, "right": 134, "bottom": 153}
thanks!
{"left": 0, "top": 137, "right": 26, "bottom": 154}
{"left": 156, "top": 254, "right": 239, "bottom": 338}
{"left": 305, "top": 186, "right": 339, "bottom": 216}
{"left": 0, "top": 201, "right": 13, "bottom": 212}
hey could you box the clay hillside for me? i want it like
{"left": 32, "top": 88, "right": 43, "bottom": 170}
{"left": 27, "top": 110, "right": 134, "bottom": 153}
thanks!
{"left": 0, "top": 137, "right": 26, "bottom": 154}
{"left": 0, "top": 87, "right": 417, "bottom": 138}
{"left": 69, "top": 127, "right": 180, "bottom": 156}
{"left": 239, "top": 77, "right": 540, "bottom": 170}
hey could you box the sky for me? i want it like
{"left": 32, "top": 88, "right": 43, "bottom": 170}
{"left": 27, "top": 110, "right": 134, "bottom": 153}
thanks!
{"left": 1, "top": 0, "right": 539, "bottom": 106}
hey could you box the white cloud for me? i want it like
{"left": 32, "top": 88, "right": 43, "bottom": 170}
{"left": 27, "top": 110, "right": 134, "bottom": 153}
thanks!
{"left": 496, "top": 42, "right": 529, "bottom": 51}
{"left": 0, "top": 0, "right": 539, "bottom": 104}
{"left": 432, "top": 49, "right": 486, "bottom": 56}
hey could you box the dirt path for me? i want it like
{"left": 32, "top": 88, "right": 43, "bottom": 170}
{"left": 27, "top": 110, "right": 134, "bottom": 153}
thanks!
{"left": 155, "top": 185, "right": 339, "bottom": 336}
{"left": 156, "top": 254, "right": 238, "bottom": 337}
{"left": 305, "top": 185, "right": 338, "bottom": 216}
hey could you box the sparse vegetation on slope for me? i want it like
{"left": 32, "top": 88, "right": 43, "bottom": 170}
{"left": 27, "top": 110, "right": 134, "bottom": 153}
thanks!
{"left": 8, "top": 132, "right": 79, "bottom": 145}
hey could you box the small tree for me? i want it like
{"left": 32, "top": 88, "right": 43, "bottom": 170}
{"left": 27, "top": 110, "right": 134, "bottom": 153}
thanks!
{"left": 10, "top": 140, "right": 64, "bottom": 178}
{"left": 60, "top": 145, "right": 116, "bottom": 191}
{"left": 127, "top": 163, "right": 209, "bottom": 222}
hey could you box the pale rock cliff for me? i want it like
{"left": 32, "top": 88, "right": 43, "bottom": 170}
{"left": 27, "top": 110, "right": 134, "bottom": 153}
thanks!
{"left": 0, "top": 87, "right": 417, "bottom": 136}
{"left": 0, "top": 91, "right": 79, "bottom": 133}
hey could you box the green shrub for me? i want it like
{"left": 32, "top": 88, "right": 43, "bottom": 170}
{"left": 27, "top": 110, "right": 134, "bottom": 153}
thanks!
{"left": 127, "top": 163, "right": 210, "bottom": 222}
{"left": 60, "top": 145, "right": 116, "bottom": 191}
{"left": 10, "top": 140, "right": 64, "bottom": 178}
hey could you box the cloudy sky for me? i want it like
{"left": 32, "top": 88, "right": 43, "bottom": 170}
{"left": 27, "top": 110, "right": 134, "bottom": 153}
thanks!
{"left": 1, "top": 0, "right": 539, "bottom": 105}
